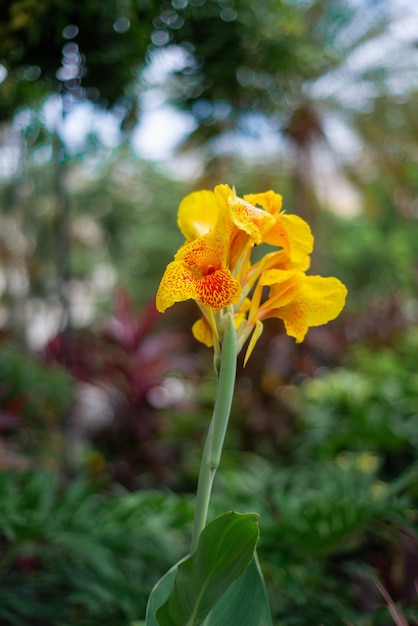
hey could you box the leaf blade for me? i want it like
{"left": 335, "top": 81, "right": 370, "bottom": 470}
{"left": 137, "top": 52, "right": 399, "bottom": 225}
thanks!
{"left": 156, "top": 511, "right": 259, "bottom": 626}
{"left": 202, "top": 554, "right": 273, "bottom": 626}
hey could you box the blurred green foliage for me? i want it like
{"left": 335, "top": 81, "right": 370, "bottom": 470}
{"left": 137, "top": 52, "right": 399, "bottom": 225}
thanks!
{"left": 315, "top": 202, "right": 418, "bottom": 307}
{"left": 213, "top": 452, "right": 418, "bottom": 625}
{"left": 69, "top": 150, "right": 186, "bottom": 307}
{"left": 0, "top": 449, "right": 416, "bottom": 625}
{"left": 0, "top": 470, "right": 193, "bottom": 625}
{"left": 0, "top": 0, "right": 156, "bottom": 118}
{"left": 0, "top": 342, "right": 73, "bottom": 460}
{"left": 296, "top": 329, "right": 418, "bottom": 470}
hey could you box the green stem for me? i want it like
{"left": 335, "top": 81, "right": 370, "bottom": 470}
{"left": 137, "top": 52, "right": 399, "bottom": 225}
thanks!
{"left": 190, "top": 313, "right": 237, "bottom": 553}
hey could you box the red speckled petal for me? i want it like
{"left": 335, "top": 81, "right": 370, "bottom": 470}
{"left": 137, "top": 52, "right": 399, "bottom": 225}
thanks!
{"left": 156, "top": 261, "right": 199, "bottom": 312}
{"left": 193, "top": 269, "right": 241, "bottom": 311}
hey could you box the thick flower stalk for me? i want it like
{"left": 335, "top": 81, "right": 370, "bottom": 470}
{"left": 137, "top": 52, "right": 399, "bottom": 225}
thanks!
{"left": 156, "top": 184, "right": 347, "bottom": 366}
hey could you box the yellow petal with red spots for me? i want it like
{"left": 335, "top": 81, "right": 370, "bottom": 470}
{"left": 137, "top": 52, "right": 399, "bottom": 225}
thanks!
{"left": 193, "top": 268, "right": 241, "bottom": 311}
{"left": 230, "top": 201, "right": 274, "bottom": 244}
{"left": 156, "top": 260, "right": 200, "bottom": 312}
{"left": 156, "top": 258, "right": 240, "bottom": 313}
{"left": 176, "top": 230, "right": 227, "bottom": 272}
{"left": 214, "top": 184, "right": 275, "bottom": 244}
{"left": 157, "top": 228, "right": 240, "bottom": 312}
{"left": 177, "top": 190, "right": 219, "bottom": 241}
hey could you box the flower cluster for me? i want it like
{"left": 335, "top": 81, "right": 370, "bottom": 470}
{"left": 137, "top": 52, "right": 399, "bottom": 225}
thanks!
{"left": 156, "top": 184, "right": 347, "bottom": 364}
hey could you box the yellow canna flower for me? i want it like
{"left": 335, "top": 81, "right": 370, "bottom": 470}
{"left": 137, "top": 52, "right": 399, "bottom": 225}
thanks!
{"left": 177, "top": 185, "right": 280, "bottom": 269}
{"left": 156, "top": 183, "right": 347, "bottom": 364}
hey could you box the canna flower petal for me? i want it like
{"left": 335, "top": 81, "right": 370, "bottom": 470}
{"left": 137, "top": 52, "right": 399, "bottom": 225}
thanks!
{"left": 192, "top": 317, "right": 214, "bottom": 347}
{"left": 243, "top": 320, "right": 264, "bottom": 367}
{"left": 156, "top": 260, "right": 200, "bottom": 312}
{"left": 230, "top": 201, "right": 275, "bottom": 244}
{"left": 177, "top": 190, "right": 219, "bottom": 241}
{"left": 243, "top": 192, "right": 312, "bottom": 263}
{"left": 264, "top": 213, "right": 313, "bottom": 262}
{"left": 251, "top": 214, "right": 314, "bottom": 277}
{"left": 175, "top": 230, "right": 226, "bottom": 270}
{"left": 260, "top": 272, "right": 347, "bottom": 342}
{"left": 243, "top": 190, "right": 282, "bottom": 216}
{"left": 214, "top": 184, "right": 275, "bottom": 245}
{"left": 157, "top": 231, "right": 241, "bottom": 313}
{"left": 193, "top": 268, "right": 241, "bottom": 311}
{"left": 260, "top": 248, "right": 311, "bottom": 274}
{"left": 259, "top": 269, "right": 305, "bottom": 307}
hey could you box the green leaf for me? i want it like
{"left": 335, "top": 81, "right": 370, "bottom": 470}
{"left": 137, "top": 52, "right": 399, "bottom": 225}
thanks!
{"left": 152, "top": 511, "right": 260, "bottom": 626}
{"left": 145, "top": 563, "right": 179, "bottom": 626}
{"left": 202, "top": 555, "right": 273, "bottom": 626}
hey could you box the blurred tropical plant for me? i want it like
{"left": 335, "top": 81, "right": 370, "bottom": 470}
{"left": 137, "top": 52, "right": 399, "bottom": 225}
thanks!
{"left": 44, "top": 288, "right": 204, "bottom": 488}
{"left": 148, "top": 0, "right": 418, "bottom": 217}
{"left": 0, "top": 146, "right": 189, "bottom": 346}
{"left": 67, "top": 152, "right": 186, "bottom": 308}
{"left": 0, "top": 469, "right": 193, "bottom": 626}
{"left": 0, "top": 341, "right": 73, "bottom": 466}
{"left": 0, "top": 0, "right": 159, "bottom": 121}
{"left": 295, "top": 326, "right": 418, "bottom": 472}
{"left": 0, "top": 452, "right": 416, "bottom": 626}
{"left": 313, "top": 204, "right": 418, "bottom": 308}
{"left": 213, "top": 451, "right": 418, "bottom": 625}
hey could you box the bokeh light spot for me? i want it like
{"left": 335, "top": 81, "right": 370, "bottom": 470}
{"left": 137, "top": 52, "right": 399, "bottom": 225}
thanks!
{"left": 113, "top": 18, "right": 131, "bottom": 34}
{"left": 151, "top": 29, "right": 170, "bottom": 46}
{"left": 62, "top": 24, "right": 79, "bottom": 39}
